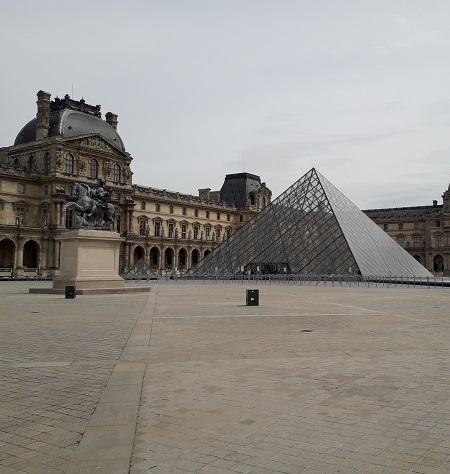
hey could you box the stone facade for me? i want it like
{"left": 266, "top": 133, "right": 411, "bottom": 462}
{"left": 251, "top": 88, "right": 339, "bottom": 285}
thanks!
{"left": 364, "top": 190, "right": 450, "bottom": 275}
{"left": 0, "top": 91, "right": 271, "bottom": 277}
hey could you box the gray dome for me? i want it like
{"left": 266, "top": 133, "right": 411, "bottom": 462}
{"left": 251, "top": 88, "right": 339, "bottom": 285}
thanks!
{"left": 15, "top": 108, "right": 125, "bottom": 151}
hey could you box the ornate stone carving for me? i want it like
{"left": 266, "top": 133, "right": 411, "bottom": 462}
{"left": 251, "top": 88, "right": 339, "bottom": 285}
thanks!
{"left": 77, "top": 154, "right": 87, "bottom": 174}
{"left": 80, "top": 137, "right": 112, "bottom": 152}
{"left": 104, "top": 160, "right": 112, "bottom": 177}
{"left": 55, "top": 149, "right": 63, "bottom": 170}
{"left": 51, "top": 94, "right": 101, "bottom": 118}
{"left": 124, "top": 165, "right": 132, "bottom": 181}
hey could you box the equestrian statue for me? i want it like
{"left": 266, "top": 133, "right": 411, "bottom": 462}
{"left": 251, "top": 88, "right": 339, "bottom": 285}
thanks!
{"left": 62, "top": 178, "right": 116, "bottom": 229}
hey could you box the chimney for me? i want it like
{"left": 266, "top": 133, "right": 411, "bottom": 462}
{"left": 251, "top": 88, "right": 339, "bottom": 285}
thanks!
{"left": 36, "top": 90, "right": 51, "bottom": 139}
{"left": 433, "top": 200, "right": 438, "bottom": 207}
{"left": 105, "top": 112, "right": 118, "bottom": 130}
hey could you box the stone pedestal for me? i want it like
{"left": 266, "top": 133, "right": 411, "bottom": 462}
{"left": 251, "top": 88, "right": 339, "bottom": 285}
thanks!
{"left": 53, "top": 229, "right": 125, "bottom": 290}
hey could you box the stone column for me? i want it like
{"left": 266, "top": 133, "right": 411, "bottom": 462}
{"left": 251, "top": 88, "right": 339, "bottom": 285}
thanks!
{"left": 57, "top": 202, "right": 64, "bottom": 227}
{"left": 40, "top": 239, "right": 47, "bottom": 275}
{"left": 15, "top": 238, "right": 24, "bottom": 276}
{"left": 54, "top": 239, "right": 61, "bottom": 269}
{"left": 128, "top": 211, "right": 133, "bottom": 233}
{"left": 186, "top": 249, "right": 191, "bottom": 270}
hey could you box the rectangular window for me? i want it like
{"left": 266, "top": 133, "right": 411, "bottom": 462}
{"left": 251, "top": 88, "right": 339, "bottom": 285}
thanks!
{"left": 414, "top": 222, "right": 419, "bottom": 230}
{"left": 206, "top": 211, "right": 210, "bottom": 219}
{"left": 383, "top": 223, "right": 388, "bottom": 231}
{"left": 193, "top": 226, "right": 199, "bottom": 239}
{"left": 217, "top": 212, "right": 220, "bottom": 220}
{"left": 413, "top": 235, "right": 421, "bottom": 247}
{"left": 398, "top": 223, "right": 403, "bottom": 230}
{"left": 436, "top": 235, "right": 442, "bottom": 247}
{"left": 181, "top": 224, "right": 187, "bottom": 239}
{"left": 227, "top": 228, "right": 231, "bottom": 238}
{"left": 141, "top": 201, "right": 146, "bottom": 210}
{"left": 65, "top": 210, "right": 73, "bottom": 229}
{"left": 227, "top": 214, "right": 230, "bottom": 222}
{"left": 154, "top": 221, "right": 161, "bottom": 237}
{"left": 194, "top": 209, "right": 198, "bottom": 217}
{"left": 216, "top": 228, "right": 221, "bottom": 240}
{"left": 239, "top": 215, "right": 243, "bottom": 223}
{"left": 155, "top": 203, "right": 160, "bottom": 212}
{"left": 17, "top": 183, "right": 25, "bottom": 194}
{"left": 113, "top": 164, "right": 121, "bottom": 182}
{"left": 139, "top": 220, "right": 147, "bottom": 236}
{"left": 168, "top": 223, "right": 174, "bottom": 238}
{"left": 90, "top": 159, "right": 98, "bottom": 178}
{"left": 182, "top": 207, "right": 187, "bottom": 216}
{"left": 397, "top": 235, "right": 404, "bottom": 246}
{"left": 436, "top": 220, "right": 441, "bottom": 228}
{"left": 170, "top": 205, "right": 174, "bottom": 214}
{"left": 65, "top": 154, "right": 74, "bottom": 174}
{"left": 205, "top": 227, "right": 210, "bottom": 239}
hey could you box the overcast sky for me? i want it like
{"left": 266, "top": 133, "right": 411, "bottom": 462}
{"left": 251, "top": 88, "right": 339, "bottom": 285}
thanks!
{"left": 1, "top": 0, "right": 450, "bottom": 209}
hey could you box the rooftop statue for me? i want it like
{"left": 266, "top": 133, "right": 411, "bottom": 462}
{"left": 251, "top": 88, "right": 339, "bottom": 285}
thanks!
{"left": 62, "top": 178, "right": 116, "bottom": 229}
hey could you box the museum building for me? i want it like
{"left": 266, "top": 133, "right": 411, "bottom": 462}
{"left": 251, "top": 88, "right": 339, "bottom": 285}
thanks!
{"left": 0, "top": 91, "right": 272, "bottom": 277}
{"left": 363, "top": 190, "right": 450, "bottom": 275}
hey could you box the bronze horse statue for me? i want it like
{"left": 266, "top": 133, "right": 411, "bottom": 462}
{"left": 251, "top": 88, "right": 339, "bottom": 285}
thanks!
{"left": 62, "top": 182, "right": 115, "bottom": 228}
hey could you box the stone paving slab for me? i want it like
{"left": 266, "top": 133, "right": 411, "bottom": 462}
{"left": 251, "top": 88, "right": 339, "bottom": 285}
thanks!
{"left": 1, "top": 280, "right": 450, "bottom": 473}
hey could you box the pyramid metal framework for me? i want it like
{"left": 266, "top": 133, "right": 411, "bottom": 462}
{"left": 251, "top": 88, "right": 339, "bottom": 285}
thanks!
{"left": 190, "top": 168, "right": 432, "bottom": 278}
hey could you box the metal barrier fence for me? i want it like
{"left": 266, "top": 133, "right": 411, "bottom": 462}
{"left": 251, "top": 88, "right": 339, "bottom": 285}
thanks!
{"left": 180, "top": 273, "right": 450, "bottom": 288}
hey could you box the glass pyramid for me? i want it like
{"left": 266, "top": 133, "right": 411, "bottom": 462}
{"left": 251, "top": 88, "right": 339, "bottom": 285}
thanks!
{"left": 190, "top": 168, "right": 432, "bottom": 278}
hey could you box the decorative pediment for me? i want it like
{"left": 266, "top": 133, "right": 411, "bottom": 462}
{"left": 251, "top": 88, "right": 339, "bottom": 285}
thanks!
{"left": 12, "top": 200, "right": 30, "bottom": 212}
{"left": 76, "top": 135, "right": 112, "bottom": 152}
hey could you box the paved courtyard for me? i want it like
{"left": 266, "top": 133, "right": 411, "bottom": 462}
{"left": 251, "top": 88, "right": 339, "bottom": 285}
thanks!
{"left": 1, "top": 280, "right": 450, "bottom": 473}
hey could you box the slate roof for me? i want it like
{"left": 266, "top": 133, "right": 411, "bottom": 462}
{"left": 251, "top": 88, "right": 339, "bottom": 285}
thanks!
{"left": 363, "top": 205, "right": 442, "bottom": 220}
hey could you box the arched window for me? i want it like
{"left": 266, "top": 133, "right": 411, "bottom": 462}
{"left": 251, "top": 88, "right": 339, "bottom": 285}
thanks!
{"left": 113, "top": 163, "right": 121, "bottom": 182}
{"left": 65, "top": 153, "right": 74, "bottom": 174}
{"left": 90, "top": 159, "right": 98, "bottom": 178}
{"left": 28, "top": 155, "right": 36, "bottom": 171}
{"left": 434, "top": 255, "right": 444, "bottom": 272}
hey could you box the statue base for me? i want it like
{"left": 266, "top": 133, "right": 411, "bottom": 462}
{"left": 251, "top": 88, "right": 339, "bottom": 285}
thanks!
{"left": 29, "top": 229, "right": 150, "bottom": 295}
{"left": 53, "top": 229, "right": 125, "bottom": 290}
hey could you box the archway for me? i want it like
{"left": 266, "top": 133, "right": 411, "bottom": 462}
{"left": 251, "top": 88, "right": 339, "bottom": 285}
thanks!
{"left": 178, "top": 248, "right": 187, "bottom": 269}
{"left": 164, "top": 248, "right": 174, "bottom": 269}
{"left": 204, "top": 249, "right": 211, "bottom": 258}
{"left": 0, "top": 239, "right": 15, "bottom": 268}
{"left": 191, "top": 249, "right": 200, "bottom": 267}
{"left": 23, "top": 240, "right": 38, "bottom": 269}
{"left": 433, "top": 255, "right": 444, "bottom": 272}
{"left": 133, "top": 246, "right": 144, "bottom": 265}
{"left": 150, "top": 247, "right": 159, "bottom": 269}
{"left": 413, "top": 255, "right": 421, "bottom": 263}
